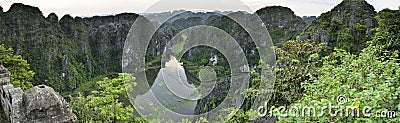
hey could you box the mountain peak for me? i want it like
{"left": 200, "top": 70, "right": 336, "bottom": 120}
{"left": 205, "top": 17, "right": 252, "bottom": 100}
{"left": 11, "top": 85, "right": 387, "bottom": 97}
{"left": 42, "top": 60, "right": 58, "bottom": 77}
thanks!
{"left": 256, "top": 6, "right": 295, "bottom": 15}
{"left": 8, "top": 3, "right": 43, "bottom": 15}
{"left": 47, "top": 13, "right": 59, "bottom": 22}
{"left": 255, "top": 6, "right": 306, "bottom": 46}
{"left": 301, "top": 0, "right": 377, "bottom": 53}
{"left": 60, "top": 14, "right": 74, "bottom": 22}
{"left": 329, "top": 0, "right": 376, "bottom": 21}
{"left": 335, "top": 0, "right": 374, "bottom": 11}
{"left": 0, "top": 6, "right": 3, "bottom": 14}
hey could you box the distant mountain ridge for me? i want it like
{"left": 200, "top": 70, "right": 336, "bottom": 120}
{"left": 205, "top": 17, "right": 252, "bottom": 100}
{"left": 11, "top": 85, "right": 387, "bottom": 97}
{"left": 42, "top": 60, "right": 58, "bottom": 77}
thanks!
{"left": 0, "top": 3, "right": 139, "bottom": 92}
{"left": 0, "top": 0, "right": 380, "bottom": 92}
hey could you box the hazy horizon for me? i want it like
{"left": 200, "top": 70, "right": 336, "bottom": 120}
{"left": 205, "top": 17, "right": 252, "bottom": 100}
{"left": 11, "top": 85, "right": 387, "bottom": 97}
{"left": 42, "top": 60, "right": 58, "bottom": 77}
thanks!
{"left": 0, "top": 0, "right": 399, "bottom": 17}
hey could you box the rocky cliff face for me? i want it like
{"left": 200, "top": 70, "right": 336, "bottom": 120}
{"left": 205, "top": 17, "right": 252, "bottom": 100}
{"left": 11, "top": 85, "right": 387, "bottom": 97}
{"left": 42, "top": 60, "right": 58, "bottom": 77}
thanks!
{"left": 256, "top": 6, "right": 307, "bottom": 46}
{"left": 301, "top": 0, "right": 377, "bottom": 53}
{"left": 0, "top": 3, "right": 305, "bottom": 92}
{"left": 302, "top": 16, "right": 317, "bottom": 27}
{"left": 0, "top": 65, "right": 76, "bottom": 123}
{"left": 0, "top": 3, "right": 138, "bottom": 92}
{"left": 0, "top": 2, "right": 372, "bottom": 93}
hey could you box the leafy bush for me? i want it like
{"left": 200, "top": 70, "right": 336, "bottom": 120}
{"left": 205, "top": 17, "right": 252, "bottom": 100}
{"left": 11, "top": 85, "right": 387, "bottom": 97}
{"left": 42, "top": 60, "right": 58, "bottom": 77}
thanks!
{"left": 369, "top": 9, "right": 400, "bottom": 53}
{"left": 271, "top": 40, "right": 325, "bottom": 107}
{"left": 69, "top": 73, "right": 144, "bottom": 122}
{"left": 277, "top": 47, "right": 400, "bottom": 122}
{"left": 0, "top": 44, "right": 34, "bottom": 91}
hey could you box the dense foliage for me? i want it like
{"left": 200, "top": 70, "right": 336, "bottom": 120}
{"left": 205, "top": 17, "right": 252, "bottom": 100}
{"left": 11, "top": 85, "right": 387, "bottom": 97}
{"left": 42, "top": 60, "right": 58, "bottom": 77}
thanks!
{"left": 276, "top": 8, "right": 400, "bottom": 122}
{"left": 69, "top": 73, "right": 145, "bottom": 122}
{"left": 277, "top": 47, "right": 399, "bottom": 122}
{"left": 227, "top": 5, "right": 399, "bottom": 123}
{"left": 301, "top": 0, "right": 377, "bottom": 54}
{"left": 271, "top": 40, "right": 325, "bottom": 107}
{"left": 0, "top": 44, "right": 34, "bottom": 91}
{"left": 369, "top": 9, "right": 400, "bottom": 52}
{"left": 0, "top": 3, "right": 138, "bottom": 92}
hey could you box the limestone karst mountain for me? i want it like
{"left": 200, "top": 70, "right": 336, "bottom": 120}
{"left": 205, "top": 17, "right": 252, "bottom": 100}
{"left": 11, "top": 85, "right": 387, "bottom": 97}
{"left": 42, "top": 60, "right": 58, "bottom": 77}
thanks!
{"left": 256, "top": 6, "right": 307, "bottom": 46}
{"left": 1, "top": 1, "right": 393, "bottom": 122}
{"left": 0, "top": 3, "right": 139, "bottom": 92}
{"left": 301, "top": 0, "right": 378, "bottom": 53}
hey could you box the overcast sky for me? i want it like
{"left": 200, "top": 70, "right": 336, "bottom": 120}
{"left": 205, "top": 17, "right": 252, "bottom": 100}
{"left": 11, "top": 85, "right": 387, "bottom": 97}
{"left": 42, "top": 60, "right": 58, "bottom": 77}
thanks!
{"left": 0, "top": 0, "right": 399, "bottom": 17}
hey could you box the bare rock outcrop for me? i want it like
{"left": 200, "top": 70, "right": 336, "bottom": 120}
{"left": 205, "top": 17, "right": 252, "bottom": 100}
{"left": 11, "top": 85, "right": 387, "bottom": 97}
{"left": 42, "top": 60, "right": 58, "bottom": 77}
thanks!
{"left": 0, "top": 65, "right": 76, "bottom": 123}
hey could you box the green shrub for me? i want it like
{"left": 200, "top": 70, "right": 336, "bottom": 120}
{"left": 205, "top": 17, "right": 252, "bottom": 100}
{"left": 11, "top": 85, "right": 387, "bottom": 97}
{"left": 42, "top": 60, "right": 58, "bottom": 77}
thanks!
{"left": 69, "top": 73, "right": 141, "bottom": 122}
{"left": 0, "top": 44, "right": 34, "bottom": 91}
{"left": 277, "top": 47, "right": 400, "bottom": 122}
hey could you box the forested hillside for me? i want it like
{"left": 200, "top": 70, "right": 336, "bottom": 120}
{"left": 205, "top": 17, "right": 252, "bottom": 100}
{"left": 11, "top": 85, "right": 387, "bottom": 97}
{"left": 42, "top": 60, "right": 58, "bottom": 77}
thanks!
{"left": 301, "top": 0, "right": 377, "bottom": 53}
{"left": 0, "top": 3, "right": 305, "bottom": 93}
{"left": 256, "top": 6, "right": 307, "bottom": 46}
{"left": 0, "top": 3, "right": 138, "bottom": 92}
{"left": 0, "top": 0, "right": 399, "bottom": 122}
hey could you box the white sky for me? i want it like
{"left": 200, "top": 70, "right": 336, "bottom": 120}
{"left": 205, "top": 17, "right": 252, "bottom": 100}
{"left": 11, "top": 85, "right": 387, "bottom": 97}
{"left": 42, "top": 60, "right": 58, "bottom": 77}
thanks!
{"left": 0, "top": 0, "right": 399, "bottom": 17}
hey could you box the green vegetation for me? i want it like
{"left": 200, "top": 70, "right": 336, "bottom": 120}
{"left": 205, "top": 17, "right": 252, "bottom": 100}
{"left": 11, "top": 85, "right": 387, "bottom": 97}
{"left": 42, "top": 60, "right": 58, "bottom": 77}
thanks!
{"left": 0, "top": 44, "right": 34, "bottom": 91}
{"left": 1, "top": 1, "right": 399, "bottom": 122}
{"left": 69, "top": 73, "right": 145, "bottom": 122}
{"left": 256, "top": 6, "right": 307, "bottom": 46}
{"left": 277, "top": 46, "right": 399, "bottom": 122}
{"left": 271, "top": 40, "right": 325, "bottom": 107}
{"left": 171, "top": 34, "right": 188, "bottom": 52}
{"left": 301, "top": 0, "right": 377, "bottom": 54}
{"left": 0, "top": 3, "right": 138, "bottom": 93}
{"left": 276, "top": 8, "right": 400, "bottom": 122}
{"left": 369, "top": 9, "right": 400, "bottom": 53}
